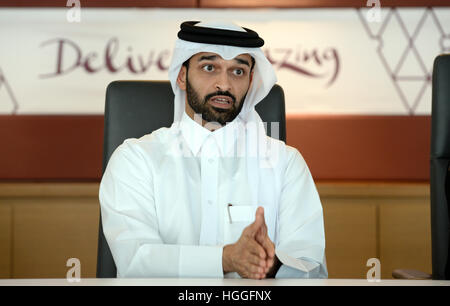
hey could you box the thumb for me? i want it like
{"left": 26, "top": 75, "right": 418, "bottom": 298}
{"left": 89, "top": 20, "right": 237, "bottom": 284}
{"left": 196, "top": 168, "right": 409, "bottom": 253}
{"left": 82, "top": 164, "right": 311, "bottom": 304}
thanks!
{"left": 248, "top": 206, "right": 265, "bottom": 236}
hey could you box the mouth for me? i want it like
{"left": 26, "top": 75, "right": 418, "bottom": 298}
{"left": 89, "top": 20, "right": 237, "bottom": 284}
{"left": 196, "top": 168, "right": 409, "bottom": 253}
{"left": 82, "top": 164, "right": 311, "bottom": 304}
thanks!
{"left": 208, "top": 95, "right": 234, "bottom": 109}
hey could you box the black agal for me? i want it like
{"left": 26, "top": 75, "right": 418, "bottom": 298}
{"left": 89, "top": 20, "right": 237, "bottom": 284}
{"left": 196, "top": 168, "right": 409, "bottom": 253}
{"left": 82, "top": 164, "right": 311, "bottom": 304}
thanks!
{"left": 177, "top": 21, "right": 264, "bottom": 48}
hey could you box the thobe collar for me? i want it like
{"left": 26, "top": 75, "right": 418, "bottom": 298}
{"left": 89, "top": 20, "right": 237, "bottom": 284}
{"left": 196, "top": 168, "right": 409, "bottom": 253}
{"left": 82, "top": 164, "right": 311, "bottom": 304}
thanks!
{"left": 180, "top": 111, "right": 242, "bottom": 158}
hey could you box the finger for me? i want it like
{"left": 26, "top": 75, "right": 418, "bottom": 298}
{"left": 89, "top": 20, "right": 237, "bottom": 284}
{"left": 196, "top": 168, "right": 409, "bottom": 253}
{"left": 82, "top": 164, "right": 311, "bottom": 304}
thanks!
{"left": 255, "top": 224, "right": 274, "bottom": 259}
{"left": 262, "top": 220, "right": 268, "bottom": 235}
{"left": 245, "top": 206, "right": 265, "bottom": 237}
{"left": 255, "top": 222, "right": 266, "bottom": 241}
{"left": 255, "top": 226, "right": 268, "bottom": 247}
{"left": 261, "top": 237, "right": 275, "bottom": 259}
{"left": 265, "top": 256, "right": 275, "bottom": 272}
{"left": 260, "top": 208, "right": 266, "bottom": 226}
{"left": 257, "top": 206, "right": 265, "bottom": 228}
{"left": 261, "top": 244, "right": 274, "bottom": 261}
{"left": 250, "top": 273, "right": 264, "bottom": 280}
{"left": 255, "top": 210, "right": 268, "bottom": 242}
{"left": 248, "top": 263, "right": 265, "bottom": 275}
{"left": 248, "top": 239, "right": 267, "bottom": 260}
{"left": 252, "top": 273, "right": 265, "bottom": 280}
{"left": 249, "top": 270, "right": 265, "bottom": 280}
{"left": 241, "top": 261, "right": 265, "bottom": 279}
{"left": 267, "top": 254, "right": 275, "bottom": 267}
{"left": 248, "top": 253, "right": 267, "bottom": 268}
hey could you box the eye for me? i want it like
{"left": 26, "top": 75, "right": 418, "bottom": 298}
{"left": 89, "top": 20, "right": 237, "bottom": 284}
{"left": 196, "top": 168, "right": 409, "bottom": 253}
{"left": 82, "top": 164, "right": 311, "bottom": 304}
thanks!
{"left": 202, "top": 64, "right": 214, "bottom": 72}
{"left": 233, "top": 68, "right": 244, "bottom": 76}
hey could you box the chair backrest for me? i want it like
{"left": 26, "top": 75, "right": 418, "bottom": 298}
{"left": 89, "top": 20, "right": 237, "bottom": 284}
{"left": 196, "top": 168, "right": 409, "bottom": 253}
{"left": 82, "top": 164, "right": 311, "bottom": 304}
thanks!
{"left": 430, "top": 54, "right": 450, "bottom": 280}
{"left": 97, "top": 80, "right": 286, "bottom": 278}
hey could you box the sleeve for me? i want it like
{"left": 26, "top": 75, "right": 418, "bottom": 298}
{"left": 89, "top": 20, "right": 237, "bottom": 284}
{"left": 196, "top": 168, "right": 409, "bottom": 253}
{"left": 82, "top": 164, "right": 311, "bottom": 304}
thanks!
{"left": 99, "top": 139, "right": 224, "bottom": 278}
{"left": 274, "top": 147, "right": 328, "bottom": 279}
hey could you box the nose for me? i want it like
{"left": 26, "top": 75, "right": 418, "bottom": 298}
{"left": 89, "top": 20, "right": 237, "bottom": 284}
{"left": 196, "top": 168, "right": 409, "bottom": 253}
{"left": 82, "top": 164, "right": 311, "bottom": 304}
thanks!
{"left": 214, "top": 71, "right": 232, "bottom": 92}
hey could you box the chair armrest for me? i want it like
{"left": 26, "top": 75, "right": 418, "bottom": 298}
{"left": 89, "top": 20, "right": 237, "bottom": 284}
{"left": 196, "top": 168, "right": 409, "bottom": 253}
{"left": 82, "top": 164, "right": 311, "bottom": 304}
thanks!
{"left": 392, "top": 269, "right": 432, "bottom": 280}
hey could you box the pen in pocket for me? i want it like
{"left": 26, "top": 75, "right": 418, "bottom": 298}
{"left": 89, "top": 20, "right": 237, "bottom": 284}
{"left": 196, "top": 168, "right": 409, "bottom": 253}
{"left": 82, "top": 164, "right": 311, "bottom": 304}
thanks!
{"left": 227, "top": 203, "right": 233, "bottom": 224}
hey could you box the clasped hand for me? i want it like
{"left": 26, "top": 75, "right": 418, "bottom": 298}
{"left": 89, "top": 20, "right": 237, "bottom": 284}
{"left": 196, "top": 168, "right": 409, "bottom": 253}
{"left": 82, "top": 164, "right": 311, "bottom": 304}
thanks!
{"left": 222, "top": 206, "right": 278, "bottom": 279}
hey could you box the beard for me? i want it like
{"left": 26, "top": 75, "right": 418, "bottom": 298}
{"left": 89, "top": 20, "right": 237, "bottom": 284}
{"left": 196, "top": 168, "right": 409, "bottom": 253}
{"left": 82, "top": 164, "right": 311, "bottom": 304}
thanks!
{"left": 186, "top": 75, "right": 247, "bottom": 126}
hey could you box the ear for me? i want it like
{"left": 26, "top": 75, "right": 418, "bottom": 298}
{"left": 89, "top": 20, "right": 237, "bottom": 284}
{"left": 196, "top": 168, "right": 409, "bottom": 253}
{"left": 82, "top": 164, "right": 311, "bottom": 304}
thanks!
{"left": 176, "top": 66, "right": 187, "bottom": 91}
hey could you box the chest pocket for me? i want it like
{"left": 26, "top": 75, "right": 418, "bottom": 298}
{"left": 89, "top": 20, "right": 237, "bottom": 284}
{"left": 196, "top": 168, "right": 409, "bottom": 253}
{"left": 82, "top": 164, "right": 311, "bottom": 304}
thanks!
{"left": 223, "top": 203, "right": 277, "bottom": 244}
{"left": 224, "top": 204, "right": 255, "bottom": 244}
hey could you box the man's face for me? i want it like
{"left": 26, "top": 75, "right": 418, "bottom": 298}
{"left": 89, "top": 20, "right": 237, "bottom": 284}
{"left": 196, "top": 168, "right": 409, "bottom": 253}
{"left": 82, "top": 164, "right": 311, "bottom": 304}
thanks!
{"left": 177, "top": 52, "right": 254, "bottom": 126}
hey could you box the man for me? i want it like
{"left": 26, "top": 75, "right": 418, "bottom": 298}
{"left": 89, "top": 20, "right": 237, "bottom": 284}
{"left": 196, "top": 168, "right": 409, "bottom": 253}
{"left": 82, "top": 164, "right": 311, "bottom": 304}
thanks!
{"left": 99, "top": 20, "right": 327, "bottom": 279}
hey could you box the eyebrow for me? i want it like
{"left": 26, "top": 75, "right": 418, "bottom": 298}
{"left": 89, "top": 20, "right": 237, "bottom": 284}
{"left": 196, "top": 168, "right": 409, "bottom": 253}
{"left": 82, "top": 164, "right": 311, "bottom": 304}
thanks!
{"left": 198, "top": 55, "right": 250, "bottom": 67}
{"left": 198, "top": 55, "right": 218, "bottom": 62}
{"left": 235, "top": 58, "right": 250, "bottom": 67}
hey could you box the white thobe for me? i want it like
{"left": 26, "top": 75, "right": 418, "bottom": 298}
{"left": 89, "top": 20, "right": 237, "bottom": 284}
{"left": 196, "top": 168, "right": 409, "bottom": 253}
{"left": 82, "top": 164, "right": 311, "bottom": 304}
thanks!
{"left": 99, "top": 111, "right": 328, "bottom": 278}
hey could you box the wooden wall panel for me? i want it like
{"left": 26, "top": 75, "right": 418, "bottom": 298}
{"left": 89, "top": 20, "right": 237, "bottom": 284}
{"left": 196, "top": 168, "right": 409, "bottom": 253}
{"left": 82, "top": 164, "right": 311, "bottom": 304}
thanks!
{"left": 0, "top": 204, "right": 12, "bottom": 278}
{"left": 321, "top": 199, "right": 378, "bottom": 279}
{"left": 318, "top": 181, "right": 431, "bottom": 279}
{"left": 0, "top": 181, "right": 432, "bottom": 279}
{"left": 12, "top": 198, "right": 99, "bottom": 278}
{"left": 379, "top": 198, "right": 432, "bottom": 279}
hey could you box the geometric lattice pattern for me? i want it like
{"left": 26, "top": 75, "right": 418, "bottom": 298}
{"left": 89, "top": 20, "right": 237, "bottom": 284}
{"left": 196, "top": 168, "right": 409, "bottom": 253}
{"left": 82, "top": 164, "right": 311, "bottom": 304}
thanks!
{"left": 357, "top": 8, "right": 450, "bottom": 115}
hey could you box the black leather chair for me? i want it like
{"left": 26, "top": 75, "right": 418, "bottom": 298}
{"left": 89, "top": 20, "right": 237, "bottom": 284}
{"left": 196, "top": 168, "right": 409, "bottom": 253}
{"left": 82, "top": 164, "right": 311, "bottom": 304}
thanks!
{"left": 430, "top": 54, "right": 450, "bottom": 280}
{"left": 393, "top": 54, "right": 450, "bottom": 280}
{"left": 97, "top": 80, "right": 287, "bottom": 278}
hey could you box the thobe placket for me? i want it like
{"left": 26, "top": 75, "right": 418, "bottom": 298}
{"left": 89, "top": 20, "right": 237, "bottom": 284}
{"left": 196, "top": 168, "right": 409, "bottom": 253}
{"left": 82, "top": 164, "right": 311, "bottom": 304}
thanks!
{"left": 199, "top": 135, "right": 220, "bottom": 245}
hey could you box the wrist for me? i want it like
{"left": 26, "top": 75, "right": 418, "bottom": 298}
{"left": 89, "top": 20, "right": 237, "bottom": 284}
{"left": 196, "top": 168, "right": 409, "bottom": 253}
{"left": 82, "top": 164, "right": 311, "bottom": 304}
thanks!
{"left": 222, "top": 244, "right": 234, "bottom": 274}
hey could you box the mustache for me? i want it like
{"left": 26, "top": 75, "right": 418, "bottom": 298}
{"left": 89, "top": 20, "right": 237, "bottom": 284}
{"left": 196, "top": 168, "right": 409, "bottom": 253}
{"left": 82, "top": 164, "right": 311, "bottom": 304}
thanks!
{"left": 203, "top": 91, "right": 236, "bottom": 104}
